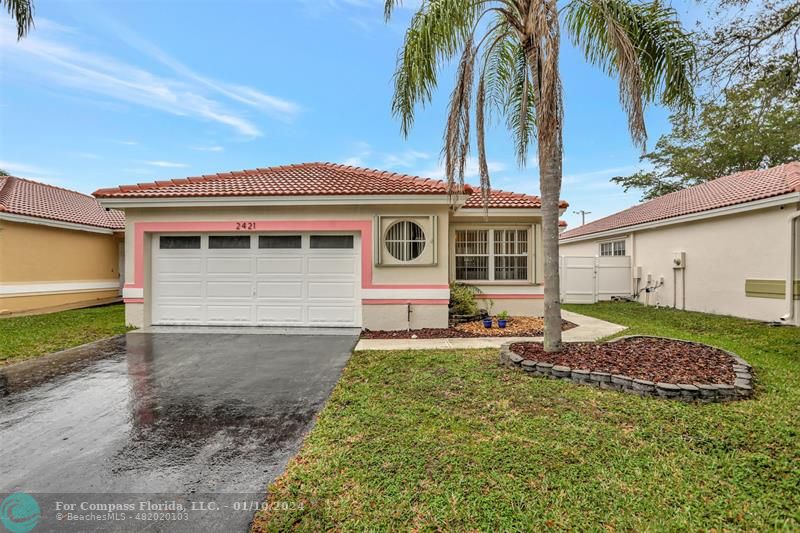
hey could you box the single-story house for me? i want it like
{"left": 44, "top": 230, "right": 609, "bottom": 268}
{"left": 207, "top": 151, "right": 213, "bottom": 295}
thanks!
{"left": 0, "top": 175, "right": 125, "bottom": 315}
{"left": 559, "top": 162, "right": 800, "bottom": 324}
{"left": 94, "top": 162, "right": 567, "bottom": 330}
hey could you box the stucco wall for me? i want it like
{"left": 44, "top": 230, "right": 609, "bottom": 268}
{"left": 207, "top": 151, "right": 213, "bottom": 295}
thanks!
{"left": 122, "top": 204, "right": 452, "bottom": 288}
{"left": 560, "top": 204, "right": 800, "bottom": 322}
{"left": 120, "top": 204, "right": 545, "bottom": 329}
{"left": 0, "top": 220, "right": 122, "bottom": 314}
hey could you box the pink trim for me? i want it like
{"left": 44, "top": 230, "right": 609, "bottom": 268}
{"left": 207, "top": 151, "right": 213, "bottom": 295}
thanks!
{"left": 128, "top": 220, "right": 450, "bottom": 293}
{"left": 362, "top": 299, "right": 449, "bottom": 305}
{"left": 124, "top": 298, "right": 144, "bottom": 303}
{"left": 476, "top": 293, "right": 544, "bottom": 299}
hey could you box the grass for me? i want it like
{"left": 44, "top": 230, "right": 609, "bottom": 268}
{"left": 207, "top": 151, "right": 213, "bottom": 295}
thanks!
{"left": 253, "top": 302, "right": 799, "bottom": 531}
{"left": 0, "top": 303, "right": 131, "bottom": 365}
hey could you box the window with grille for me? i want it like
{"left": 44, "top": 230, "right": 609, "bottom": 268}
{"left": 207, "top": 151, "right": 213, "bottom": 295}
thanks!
{"left": 384, "top": 220, "right": 426, "bottom": 262}
{"left": 493, "top": 229, "right": 528, "bottom": 280}
{"left": 455, "top": 228, "right": 529, "bottom": 281}
{"left": 600, "top": 240, "right": 626, "bottom": 256}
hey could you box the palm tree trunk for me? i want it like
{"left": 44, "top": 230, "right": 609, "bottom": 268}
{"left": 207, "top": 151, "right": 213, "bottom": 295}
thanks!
{"left": 539, "top": 141, "right": 563, "bottom": 352}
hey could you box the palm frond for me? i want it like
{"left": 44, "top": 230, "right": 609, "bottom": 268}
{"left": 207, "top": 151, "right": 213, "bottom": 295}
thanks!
{"left": 3, "top": 0, "right": 34, "bottom": 39}
{"left": 505, "top": 42, "right": 537, "bottom": 167}
{"left": 444, "top": 37, "right": 477, "bottom": 196}
{"left": 475, "top": 74, "right": 491, "bottom": 213}
{"left": 565, "top": 0, "right": 695, "bottom": 149}
{"left": 389, "top": 0, "right": 480, "bottom": 136}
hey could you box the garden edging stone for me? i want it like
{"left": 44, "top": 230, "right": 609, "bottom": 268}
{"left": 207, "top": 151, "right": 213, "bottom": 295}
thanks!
{"left": 498, "top": 335, "right": 754, "bottom": 402}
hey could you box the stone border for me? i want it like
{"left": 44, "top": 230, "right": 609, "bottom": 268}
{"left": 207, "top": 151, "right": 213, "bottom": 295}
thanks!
{"left": 499, "top": 335, "right": 754, "bottom": 402}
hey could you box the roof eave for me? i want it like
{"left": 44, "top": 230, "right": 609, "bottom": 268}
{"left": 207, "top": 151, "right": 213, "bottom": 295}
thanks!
{"left": 560, "top": 191, "right": 800, "bottom": 243}
{"left": 96, "top": 193, "right": 465, "bottom": 209}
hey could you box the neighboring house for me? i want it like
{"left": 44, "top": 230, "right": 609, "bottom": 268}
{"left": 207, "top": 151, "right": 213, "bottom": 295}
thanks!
{"left": 559, "top": 162, "right": 800, "bottom": 324}
{"left": 94, "top": 162, "right": 567, "bottom": 330}
{"left": 0, "top": 176, "right": 125, "bottom": 315}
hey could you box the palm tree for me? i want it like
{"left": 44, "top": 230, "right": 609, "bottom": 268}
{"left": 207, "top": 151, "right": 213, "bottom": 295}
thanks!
{"left": 385, "top": 0, "right": 695, "bottom": 351}
{"left": 4, "top": 0, "right": 34, "bottom": 39}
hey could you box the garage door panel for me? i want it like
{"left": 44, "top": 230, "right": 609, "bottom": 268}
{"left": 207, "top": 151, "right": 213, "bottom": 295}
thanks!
{"left": 256, "top": 281, "right": 303, "bottom": 299}
{"left": 308, "top": 256, "right": 354, "bottom": 274}
{"left": 206, "top": 281, "right": 252, "bottom": 298}
{"left": 256, "top": 305, "right": 304, "bottom": 324}
{"left": 257, "top": 257, "right": 303, "bottom": 274}
{"left": 157, "top": 282, "right": 203, "bottom": 298}
{"left": 153, "top": 232, "right": 359, "bottom": 327}
{"left": 155, "top": 305, "right": 204, "bottom": 324}
{"left": 207, "top": 257, "right": 253, "bottom": 274}
{"left": 206, "top": 305, "right": 253, "bottom": 324}
{"left": 157, "top": 258, "right": 202, "bottom": 274}
{"left": 307, "top": 281, "right": 356, "bottom": 299}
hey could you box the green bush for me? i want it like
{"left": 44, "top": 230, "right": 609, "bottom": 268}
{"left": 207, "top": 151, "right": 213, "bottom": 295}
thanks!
{"left": 449, "top": 282, "right": 480, "bottom": 316}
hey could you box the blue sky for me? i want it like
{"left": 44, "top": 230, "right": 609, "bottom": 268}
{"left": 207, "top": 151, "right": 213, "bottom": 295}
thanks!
{"left": 0, "top": 0, "right": 701, "bottom": 228}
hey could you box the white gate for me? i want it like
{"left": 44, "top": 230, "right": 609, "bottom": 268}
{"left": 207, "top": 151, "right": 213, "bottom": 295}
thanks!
{"left": 560, "top": 256, "right": 631, "bottom": 304}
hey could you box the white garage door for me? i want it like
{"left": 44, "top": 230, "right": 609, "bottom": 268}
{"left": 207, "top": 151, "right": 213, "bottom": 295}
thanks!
{"left": 151, "top": 233, "right": 360, "bottom": 326}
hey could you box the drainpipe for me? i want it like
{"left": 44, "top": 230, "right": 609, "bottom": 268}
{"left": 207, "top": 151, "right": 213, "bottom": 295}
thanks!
{"left": 780, "top": 210, "right": 800, "bottom": 325}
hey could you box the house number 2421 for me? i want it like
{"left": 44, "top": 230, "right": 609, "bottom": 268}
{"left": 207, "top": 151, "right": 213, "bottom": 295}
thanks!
{"left": 235, "top": 222, "right": 256, "bottom": 230}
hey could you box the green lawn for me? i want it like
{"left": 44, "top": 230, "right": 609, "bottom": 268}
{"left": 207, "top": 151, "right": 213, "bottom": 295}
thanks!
{"left": 253, "top": 302, "right": 799, "bottom": 531}
{"left": 0, "top": 304, "right": 131, "bottom": 365}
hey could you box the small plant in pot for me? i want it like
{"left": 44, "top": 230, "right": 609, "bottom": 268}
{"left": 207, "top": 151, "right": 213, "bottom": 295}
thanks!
{"left": 497, "top": 311, "right": 509, "bottom": 328}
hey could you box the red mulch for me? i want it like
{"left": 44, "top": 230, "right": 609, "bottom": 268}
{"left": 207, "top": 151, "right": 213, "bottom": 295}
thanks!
{"left": 510, "top": 337, "right": 737, "bottom": 384}
{"left": 361, "top": 319, "right": 576, "bottom": 339}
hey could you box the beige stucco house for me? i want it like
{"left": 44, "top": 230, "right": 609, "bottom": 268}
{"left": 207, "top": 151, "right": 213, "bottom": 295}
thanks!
{"left": 94, "top": 162, "right": 567, "bottom": 330}
{"left": 0, "top": 176, "right": 125, "bottom": 315}
{"left": 559, "top": 163, "right": 800, "bottom": 324}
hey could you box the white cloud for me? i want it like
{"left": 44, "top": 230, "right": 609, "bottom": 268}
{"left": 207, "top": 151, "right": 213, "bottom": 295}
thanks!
{"left": 416, "top": 156, "right": 508, "bottom": 181}
{"left": 105, "top": 20, "right": 301, "bottom": 120}
{"left": 341, "top": 142, "right": 433, "bottom": 170}
{"left": 145, "top": 161, "right": 189, "bottom": 168}
{"left": 72, "top": 152, "right": 101, "bottom": 160}
{"left": 116, "top": 140, "right": 139, "bottom": 146}
{"left": 0, "top": 160, "right": 57, "bottom": 180}
{"left": 191, "top": 145, "right": 224, "bottom": 152}
{"left": 0, "top": 19, "right": 300, "bottom": 137}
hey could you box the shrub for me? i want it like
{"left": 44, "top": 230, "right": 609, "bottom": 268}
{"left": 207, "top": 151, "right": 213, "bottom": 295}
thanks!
{"left": 449, "top": 282, "right": 480, "bottom": 316}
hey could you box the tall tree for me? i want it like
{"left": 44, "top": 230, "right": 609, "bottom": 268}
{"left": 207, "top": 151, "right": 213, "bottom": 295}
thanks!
{"left": 700, "top": 0, "right": 799, "bottom": 91}
{"left": 385, "top": 0, "right": 695, "bottom": 351}
{"left": 3, "top": 0, "right": 34, "bottom": 39}
{"left": 613, "top": 60, "right": 799, "bottom": 200}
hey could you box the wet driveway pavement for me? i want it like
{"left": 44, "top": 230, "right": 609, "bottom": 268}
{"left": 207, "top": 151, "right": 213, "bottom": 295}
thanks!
{"left": 0, "top": 331, "right": 356, "bottom": 532}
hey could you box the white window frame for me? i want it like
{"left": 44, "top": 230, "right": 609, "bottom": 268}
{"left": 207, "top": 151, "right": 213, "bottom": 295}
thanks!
{"left": 599, "top": 239, "right": 626, "bottom": 256}
{"left": 453, "top": 225, "right": 532, "bottom": 283}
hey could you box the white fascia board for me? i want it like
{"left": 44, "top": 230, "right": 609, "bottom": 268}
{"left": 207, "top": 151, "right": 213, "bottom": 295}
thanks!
{"left": 96, "top": 194, "right": 466, "bottom": 209}
{"left": 0, "top": 280, "right": 119, "bottom": 296}
{"left": 559, "top": 192, "right": 800, "bottom": 244}
{"left": 0, "top": 212, "right": 115, "bottom": 234}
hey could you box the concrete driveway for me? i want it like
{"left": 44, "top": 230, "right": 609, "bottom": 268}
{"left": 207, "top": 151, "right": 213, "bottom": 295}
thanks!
{"left": 0, "top": 331, "right": 356, "bottom": 532}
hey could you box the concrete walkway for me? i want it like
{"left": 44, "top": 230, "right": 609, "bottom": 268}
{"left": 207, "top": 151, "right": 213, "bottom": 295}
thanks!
{"left": 354, "top": 309, "right": 626, "bottom": 351}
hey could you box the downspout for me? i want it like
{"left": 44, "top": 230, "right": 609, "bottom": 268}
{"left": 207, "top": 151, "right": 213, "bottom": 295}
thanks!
{"left": 781, "top": 210, "right": 800, "bottom": 324}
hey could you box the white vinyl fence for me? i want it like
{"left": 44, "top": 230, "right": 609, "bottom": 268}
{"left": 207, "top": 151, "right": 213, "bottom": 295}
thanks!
{"left": 560, "top": 255, "right": 632, "bottom": 304}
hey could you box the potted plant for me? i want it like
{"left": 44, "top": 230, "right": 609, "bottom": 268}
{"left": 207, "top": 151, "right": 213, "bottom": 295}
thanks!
{"left": 497, "top": 311, "right": 509, "bottom": 329}
{"left": 482, "top": 316, "right": 493, "bottom": 328}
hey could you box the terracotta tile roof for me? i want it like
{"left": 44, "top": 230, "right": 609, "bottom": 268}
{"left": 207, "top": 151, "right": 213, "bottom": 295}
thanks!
{"left": 0, "top": 175, "right": 125, "bottom": 230}
{"left": 461, "top": 188, "right": 568, "bottom": 209}
{"left": 559, "top": 220, "right": 568, "bottom": 228}
{"left": 93, "top": 162, "right": 567, "bottom": 209}
{"left": 560, "top": 162, "right": 800, "bottom": 240}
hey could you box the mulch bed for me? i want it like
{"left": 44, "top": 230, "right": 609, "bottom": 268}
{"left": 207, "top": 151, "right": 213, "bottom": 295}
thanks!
{"left": 361, "top": 317, "right": 577, "bottom": 339}
{"left": 510, "top": 337, "right": 737, "bottom": 384}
